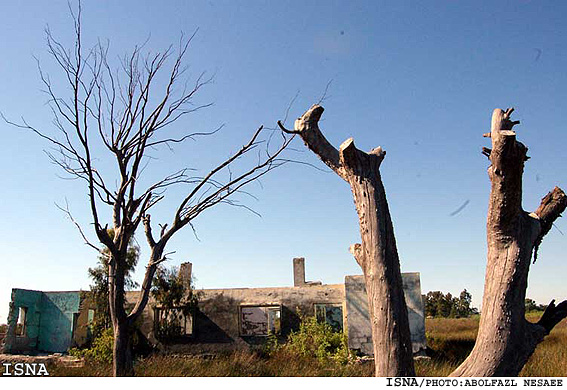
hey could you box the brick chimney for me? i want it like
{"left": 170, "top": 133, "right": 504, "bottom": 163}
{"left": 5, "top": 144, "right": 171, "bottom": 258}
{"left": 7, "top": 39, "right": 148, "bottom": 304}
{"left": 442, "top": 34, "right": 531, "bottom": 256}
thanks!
{"left": 179, "top": 262, "right": 193, "bottom": 289}
{"left": 293, "top": 257, "right": 305, "bottom": 287}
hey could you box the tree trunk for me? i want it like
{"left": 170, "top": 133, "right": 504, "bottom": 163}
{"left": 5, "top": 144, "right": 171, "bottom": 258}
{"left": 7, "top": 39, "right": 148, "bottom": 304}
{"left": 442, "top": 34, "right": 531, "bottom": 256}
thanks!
{"left": 451, "top": 108, "right": 567, "bottom": 377}
{"left": 113, "top": 320, "right": 134, "bottom": 376}
{"left": 343, "top": 139, "right": 415, "bottom": 376}
{"left": 281, "top": 105, "right": 415, "bottom": 376}
{"left": 108, "top": 252, "right": 135, "bottom": 376}
{"left": 108, "top": 243, "right": 163, "bottom": 376}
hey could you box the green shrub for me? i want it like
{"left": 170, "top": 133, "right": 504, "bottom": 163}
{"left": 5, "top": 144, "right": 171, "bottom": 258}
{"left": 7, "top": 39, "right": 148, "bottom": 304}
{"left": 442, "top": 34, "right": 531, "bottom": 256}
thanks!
{"left": 262, "top": 332, "right": 280, "bottom": 356}
{"left": 276, "top": 316, "right": 351, "bottom": 365}
{"left": 69, "top": 328, "right": 114, "bottom": 364}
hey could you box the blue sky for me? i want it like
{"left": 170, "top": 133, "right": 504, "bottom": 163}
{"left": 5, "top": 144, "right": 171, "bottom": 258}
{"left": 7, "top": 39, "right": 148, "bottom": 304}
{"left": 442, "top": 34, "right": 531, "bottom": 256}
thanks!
{"left": 1, "top": 1, "right": 567, "bottom": 324}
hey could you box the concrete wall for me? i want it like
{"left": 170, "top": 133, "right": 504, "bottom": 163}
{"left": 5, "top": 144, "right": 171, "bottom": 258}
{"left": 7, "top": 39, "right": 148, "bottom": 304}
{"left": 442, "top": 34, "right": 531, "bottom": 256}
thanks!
{"left": 3, "top": 269, "right": 426, "bottom": 357}
{"left": 2, "top": 289, "right": 43, "bottom": 354}
{"left": 39, "top": 292, "right": 81, "bottom": 352}
{"left": 345, "top": 273, "right": 427, "bottom": 355}
{"left": 2, "top": 289, "right": 81, "bottom": 354}
{"left": 402, "top": 273, "right": 427, "bottom": 353}
{"left": 72, "top": 293, "right": 96, "bottom": 348}
{"left": 125, "top": 291, "right": 157, "bottom": 347}
{"left": 131, "top": 284, "right": 346, "bottom": 354}
{"left": 131, "top": 273, "right": 426, "bottom": 356}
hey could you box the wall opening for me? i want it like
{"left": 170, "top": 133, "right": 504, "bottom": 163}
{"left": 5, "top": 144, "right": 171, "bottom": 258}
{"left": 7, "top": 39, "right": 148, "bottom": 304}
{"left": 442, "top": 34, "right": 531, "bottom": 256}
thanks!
{"left": 87, "top": 309, "right": 95, "bottom": 324}
{"left": 240, "top": 305, "right": 281, "bottom": 336}
{"left": 314, "top": 303, "right": 343, "bottom": 332}
{"left": 16, "top": 307, "right": 28, "bottom": 337}
{"left": 71, "top": 312, "right": 80, "bottom": 343}
{"left": 82, "top": 309, "right": 96, "bottom": 342}
{"left": 154, "top": 307, "right": 193, "bottom": 339}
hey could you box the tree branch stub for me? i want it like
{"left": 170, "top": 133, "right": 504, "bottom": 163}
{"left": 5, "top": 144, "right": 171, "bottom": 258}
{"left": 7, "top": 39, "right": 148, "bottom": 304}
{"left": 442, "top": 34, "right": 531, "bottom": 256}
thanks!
{"left": 291, "top": 104, "right": 415, "bottom": 376}
{"left": 451, "top": 107, "right": 567, "bottom": 377}
{"left": 537, "top": 299, "right": 567, "bottom": 334}
{"left": 534, "top": 187, "right": 567, "bottom": 241}
{"left": 291, "top": 104, "right": 345, "bottom": 179}
{"left": 349, "top": 243, "right": 365, "bottom": 269}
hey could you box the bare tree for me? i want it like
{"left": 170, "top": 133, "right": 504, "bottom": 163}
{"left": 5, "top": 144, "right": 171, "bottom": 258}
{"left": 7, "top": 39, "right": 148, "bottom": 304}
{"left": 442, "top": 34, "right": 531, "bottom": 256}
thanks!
{"left": 279, "top": 105, "right": 415, "bottom": 376}
{"left": 6, "top": 6, "right": 293, "bottom": 376}
{"left": 450, "top": 108, "right": 567, "bottom": 376}
{"left": 281, "top": 105, "right": 567, "bottom": 378}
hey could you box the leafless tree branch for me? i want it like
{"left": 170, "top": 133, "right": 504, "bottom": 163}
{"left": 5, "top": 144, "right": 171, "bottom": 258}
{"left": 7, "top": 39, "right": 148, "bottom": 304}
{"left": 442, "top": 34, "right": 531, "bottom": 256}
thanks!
{"left": 8, "top": 5, "right": 294, "bottom": 376}
{"left": 55, "top": 199, "right": 105, "bottom": 255}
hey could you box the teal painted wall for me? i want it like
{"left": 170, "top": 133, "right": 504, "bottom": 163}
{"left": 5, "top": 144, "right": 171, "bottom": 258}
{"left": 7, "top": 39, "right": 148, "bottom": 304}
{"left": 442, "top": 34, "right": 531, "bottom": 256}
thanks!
{"left": 39, "top": 292, "right": 80, "bottom": 352}
{"left": 6, "top": 289, "right": 43, "bottom": 353}
{"left": 6, "top": 289, "right": 80, "bottom": 353}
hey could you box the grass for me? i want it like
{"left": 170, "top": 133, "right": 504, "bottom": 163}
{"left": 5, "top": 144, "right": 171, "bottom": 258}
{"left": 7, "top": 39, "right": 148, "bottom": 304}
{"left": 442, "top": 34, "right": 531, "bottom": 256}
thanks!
{"left": 46, "top": 313, "right": 566, "bottom": 377}
{"left": 520, "top": 313, "right": 567, "bottom": 377}
{"left": 417, "top": 312, "right": 567, "bottom": 377}
{"left": 47, "top": 350, "right": 374, "bottom": 377}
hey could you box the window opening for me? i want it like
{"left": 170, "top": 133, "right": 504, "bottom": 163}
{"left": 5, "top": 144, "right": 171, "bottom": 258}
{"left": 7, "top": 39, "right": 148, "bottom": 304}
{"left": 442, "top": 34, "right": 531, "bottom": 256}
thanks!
{"left": 16, "top": 307, "right": 28, "bottom": 337}
{"left": 154, "top": 307, "right": 193, "bottom": 339}
{"left": 240, "top": 305, "right": 281, "bottom": 336}
{"left": 314, "top": 303, "right": 343, "bottom": 332}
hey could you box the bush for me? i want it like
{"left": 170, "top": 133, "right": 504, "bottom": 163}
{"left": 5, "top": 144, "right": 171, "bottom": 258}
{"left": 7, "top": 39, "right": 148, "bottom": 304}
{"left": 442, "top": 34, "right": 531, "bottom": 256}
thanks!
{"left": 70, "top": 328, "right": 113, "bottom": 364}
{"left": 273, "top": 316, "right": 352, "bottom": 365}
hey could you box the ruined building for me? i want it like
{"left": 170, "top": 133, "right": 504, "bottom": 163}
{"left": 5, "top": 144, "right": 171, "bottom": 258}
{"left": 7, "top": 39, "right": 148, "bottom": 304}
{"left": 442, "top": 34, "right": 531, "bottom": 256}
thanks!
{"left": 2, "top": 258, "right": 426, "bottom": 356}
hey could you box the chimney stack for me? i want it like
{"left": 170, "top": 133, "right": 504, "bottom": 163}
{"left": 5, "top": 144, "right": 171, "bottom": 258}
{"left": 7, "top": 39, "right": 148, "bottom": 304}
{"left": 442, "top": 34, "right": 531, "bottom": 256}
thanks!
{"left": 179, "top": 262, "right": 193, "bottom": 289}
{"left": 293, "top": 257, "right": 305, "bottom": 287}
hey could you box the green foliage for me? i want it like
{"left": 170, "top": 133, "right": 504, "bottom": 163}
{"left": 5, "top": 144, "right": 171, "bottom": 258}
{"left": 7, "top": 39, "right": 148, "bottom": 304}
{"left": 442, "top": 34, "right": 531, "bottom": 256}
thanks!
{"left": 275, "top": 315, "right": 351, "bottom": 365}
{"left": 48, "top": 315, "right": 567, "bottom": 377}
{"left": 0, "top": 324, "right": 7, "bottom": 333}
{"left": 88, "top": 229, "right": 140, "bottom": 337}
{"left": 69, "top": 328, "right": 114, "bottom": 364}
{"left": 425, "top": 289, "right": 478, "bottom": 318}
{"left": 456, "top": 289, "right": 475, "bottom": 317}
{"left": 525, "top": 298, "right": 537, "bottom": 312}
{"left": 151, "top": 266, "right": 200, "bottom": 341}
{"left": 263, "top": 332, "right": 280, "bottom": 356}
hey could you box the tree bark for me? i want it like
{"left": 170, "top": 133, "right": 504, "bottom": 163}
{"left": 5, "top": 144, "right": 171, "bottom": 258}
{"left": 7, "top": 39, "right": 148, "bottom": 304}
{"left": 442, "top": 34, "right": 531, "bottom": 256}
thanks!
{"left": 108, "top": 239, "right": 164, "bottom": 376}
{"left": 281, "top": 105, "right": 415, "bottom": 376}
{"left": 108, "top": 251, "right": 134, "bottom": 376}
{"left": 450, "top": 108, "right": 567, "bottom": 377}
{"left": 113, "top": 320, "right": 134, "bottom": 376}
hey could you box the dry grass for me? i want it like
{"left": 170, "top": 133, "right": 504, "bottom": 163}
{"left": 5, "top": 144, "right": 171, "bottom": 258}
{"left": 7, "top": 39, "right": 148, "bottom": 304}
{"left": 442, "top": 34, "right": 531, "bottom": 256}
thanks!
{"left": 47, "top": 349, "right": 374, "bottom": 377}
{"left": 520, "top": 313, "right": 567, "bottom": 377}
{"left": 425, "top": 316, "right": 479, "bottom": 364}
{"left": 412, "top": 316, "right": 479, "bottom": 376}
{"left": 47, "top": 313, "right": 566, "bottom": 377}
{"left": 420, "top": 313, "right": 567, "bottom": 377}
{"left": 138, "top": 350, "right": 373, "bottom": 377}
{"left": 47, "top": 361, "right": 112, "bottom": 377}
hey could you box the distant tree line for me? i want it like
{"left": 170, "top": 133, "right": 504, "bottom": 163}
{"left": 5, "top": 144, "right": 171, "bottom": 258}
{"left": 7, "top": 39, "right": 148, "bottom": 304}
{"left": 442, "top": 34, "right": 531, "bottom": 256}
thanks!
{"left": 424, "top": 289, "right": 478, "bottom": 318}
{"left": 525, "top": 298, "right": 548, "bottom": 312}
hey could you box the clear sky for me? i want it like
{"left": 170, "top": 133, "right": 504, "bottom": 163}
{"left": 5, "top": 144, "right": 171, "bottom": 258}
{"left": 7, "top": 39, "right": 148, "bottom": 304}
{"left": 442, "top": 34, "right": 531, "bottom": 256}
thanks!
{"left": 1, "top": 1, "right": 567, "bottom": 324}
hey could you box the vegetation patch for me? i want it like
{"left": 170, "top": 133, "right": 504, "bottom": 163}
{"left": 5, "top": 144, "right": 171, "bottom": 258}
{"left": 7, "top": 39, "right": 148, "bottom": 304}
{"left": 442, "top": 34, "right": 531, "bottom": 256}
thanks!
{"left": 52, "top": 314, "right": 566, "bottom": 376}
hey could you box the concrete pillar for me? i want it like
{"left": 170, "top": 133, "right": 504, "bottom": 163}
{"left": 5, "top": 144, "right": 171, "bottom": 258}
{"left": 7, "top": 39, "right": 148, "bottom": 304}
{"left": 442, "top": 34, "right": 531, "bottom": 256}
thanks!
{"left": 293, "top": 257, "right": 305, "bottom": 287}
{"left": 179, "top": 262, "right": 193, "bottom": 289}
